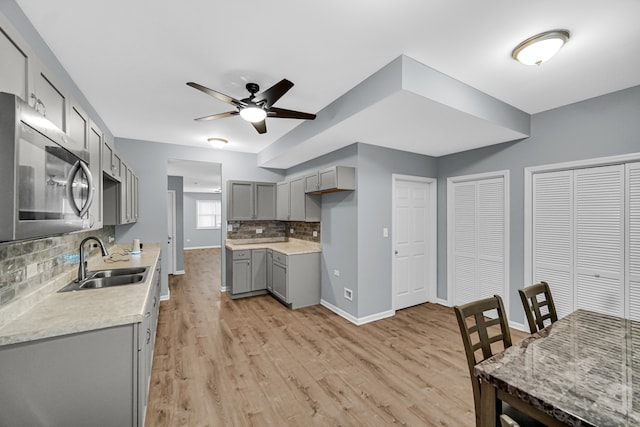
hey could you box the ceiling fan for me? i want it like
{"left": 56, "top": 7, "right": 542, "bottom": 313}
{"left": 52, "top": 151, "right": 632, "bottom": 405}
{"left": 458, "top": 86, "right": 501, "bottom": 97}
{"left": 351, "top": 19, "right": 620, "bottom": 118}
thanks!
{"left": 186, "top": 79, "right": 316, "bottom": 134}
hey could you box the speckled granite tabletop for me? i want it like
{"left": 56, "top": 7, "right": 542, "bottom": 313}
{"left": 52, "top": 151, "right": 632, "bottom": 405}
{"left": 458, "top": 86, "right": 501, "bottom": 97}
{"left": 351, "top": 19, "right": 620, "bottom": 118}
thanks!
{"left": 475, "top": 309, "right": 640, "bottom": 426}
{"left": 0, "top": 243, "right": 161, "bottom": 347}
{"left": 225, "top": 237, "right": 321, "bottom": 255}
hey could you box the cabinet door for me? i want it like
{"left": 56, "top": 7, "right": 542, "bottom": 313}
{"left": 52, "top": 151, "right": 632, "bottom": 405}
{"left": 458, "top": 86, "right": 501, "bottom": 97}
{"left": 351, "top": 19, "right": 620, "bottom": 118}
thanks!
{"left": 272, "top": 261, "right": 288, "bottom": 302}
{"left": 276, "top": 181, "right": 290, "bottom": 220}
{"left": 266, "top": 250, "right": 273, "bottom": 291}
{"left": 255, "top": 183, "right": 276, "bottom": 220}
{"left": 68, "top": 103, "right": 88, "bottom": 151}
{"left": 228, "top": 181, "right": 254, "bottom": 220}
{"left": 251, "top": 249, "right": 267, "bottom": 291}
{"left": 88, "top": 123, "right": 103, "bottom": 229}
{"left": 319, "top": 167, "right": 337, "bottom": 191}
{"left": 33, "top": 62, "right": 66, "bottom": 132}
{"left": 305, "top": 173, "right": 319, "bottom": 193}
{"left": 232, "top": 259, "right": 251, "bottom": 294}
{"left": 0, "top": 26, "right": 29, "bottom": 100}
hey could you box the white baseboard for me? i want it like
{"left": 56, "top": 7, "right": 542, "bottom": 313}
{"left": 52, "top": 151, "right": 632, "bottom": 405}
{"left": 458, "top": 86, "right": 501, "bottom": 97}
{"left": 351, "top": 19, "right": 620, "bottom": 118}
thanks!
{"left": 436, "top": 297, "right": 449, "bottom": 306}
{"left": 184, "top": 245, "right": 221, "bottom": 250}
{"left": 320, "top": 299, "right": 395, "bottom": 326}
{"left": 508, "top": 320, "right": 528, "bottom": 332}
{"left": 220, "top": 286, "right": 227, "bottom": 292}
{"left": 160, "top": 289, "right": 171, "bottom": 301}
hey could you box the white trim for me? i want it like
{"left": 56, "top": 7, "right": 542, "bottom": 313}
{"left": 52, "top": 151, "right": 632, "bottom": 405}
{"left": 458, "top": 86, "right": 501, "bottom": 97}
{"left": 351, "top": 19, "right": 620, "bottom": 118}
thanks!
{"left": 184, "top": 245, "right": 222, "bottom": 250}
{"left": 320, "top": 299, "right": 395, "bottom": 325}
{"left": 220, "top": 286, "right": 228, "bottom": 292}
{"left": 167, "top": 190, "right": 177, "bottom": 275}
{"left": 523, "top": 151, "right": 640, "bottom": 287}
{"left": 436, "top": 297, "right": 450, "bottom": 306}
{"left": 447, "top": 169, "right": 510, "bottom": 310}
{"left": 172, "top": 270, "right": 185, "bottom": 275}
{"left": 160, "top": 289, "right": 171, "bottom": 301}
{"left": 508, "top": 320, "right": 528, "bottom": 333}
{"left": 391, "top": 174, "right": 438, "bottom": 310}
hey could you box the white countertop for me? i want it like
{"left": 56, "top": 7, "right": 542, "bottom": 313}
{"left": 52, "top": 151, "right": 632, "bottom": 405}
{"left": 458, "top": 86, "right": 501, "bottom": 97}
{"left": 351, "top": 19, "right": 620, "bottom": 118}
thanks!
{"left": 0, "top": 243, "right": 161, "bottom": 347}
{"left": 225, "top": 238, "right": 321, "bottom": 254}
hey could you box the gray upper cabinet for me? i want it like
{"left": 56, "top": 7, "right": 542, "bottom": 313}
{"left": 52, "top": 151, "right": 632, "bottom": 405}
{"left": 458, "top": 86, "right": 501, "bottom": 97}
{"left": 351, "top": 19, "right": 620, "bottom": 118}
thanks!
{"left": 228, "top": 181, "right": 276, "bottom": 221}
{"left": 277, "top": 177, "right": 320, "bottom": 222}
{"left": 0, "top": 23, "right": 29, "bottom": 101}
{"left": 68, "top": 102, "right": 89, "bottom": 151}
{"left": 33, "top": 61, "right": 67, "bottom": 133}
{"left": 103, "top": 136, "right": 123, "bottom": 181}
{"left": 276, "top": 181, "right": 290, "bottom": 220}
{"left": 290, "top": 176, "right": 320, "bottom": 222}
{"left": 305, "top": 166, "right": 356, "bottom": 194}
{"left": 88, "top": 122, "right": 103, "bottom": 230}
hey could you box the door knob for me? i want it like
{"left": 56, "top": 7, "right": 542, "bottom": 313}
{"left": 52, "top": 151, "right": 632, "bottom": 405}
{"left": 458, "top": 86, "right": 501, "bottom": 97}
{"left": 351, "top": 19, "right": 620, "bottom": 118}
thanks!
{"left": 395, "top": 250, "right": 398, "bottom": 255}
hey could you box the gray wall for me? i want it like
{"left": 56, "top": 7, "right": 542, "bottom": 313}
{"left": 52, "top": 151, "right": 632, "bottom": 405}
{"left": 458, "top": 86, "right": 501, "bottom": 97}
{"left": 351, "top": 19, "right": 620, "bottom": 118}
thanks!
{"left": 114, "top": 137, "right": 285, "bottom": 297}
{"left": 286, "top": 143, "right": 438, "bottom": 319}
{"left": 183, "top": 192, "right": 222, "bottom": 248}
{"left": 436, "top": 85, "right": 640, "bottom": 323}
{"left": 167, "top": 176, "right": 184, "bottom": 272}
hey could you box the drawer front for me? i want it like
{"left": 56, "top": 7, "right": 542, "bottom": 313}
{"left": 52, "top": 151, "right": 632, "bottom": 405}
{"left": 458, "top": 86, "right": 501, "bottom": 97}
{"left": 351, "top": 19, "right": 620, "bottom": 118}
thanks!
{"left": 232, "top": 250, "right": 251, "bottom": 260}
{"left": 273, "top": 251, "right": 287, "bottom": 265}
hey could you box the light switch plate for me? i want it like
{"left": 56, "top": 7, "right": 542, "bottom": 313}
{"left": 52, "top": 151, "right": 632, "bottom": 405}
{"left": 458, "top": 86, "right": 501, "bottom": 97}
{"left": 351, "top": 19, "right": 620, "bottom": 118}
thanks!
{"left": 383, "top": 227, "right": 389, "bottom": 238}
{"left": 256, "top": 228, "right": 263, "bottom": 234}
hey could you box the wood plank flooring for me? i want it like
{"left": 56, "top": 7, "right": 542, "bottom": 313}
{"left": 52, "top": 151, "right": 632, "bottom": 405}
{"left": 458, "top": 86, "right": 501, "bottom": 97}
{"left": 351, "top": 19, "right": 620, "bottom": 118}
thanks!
{"left": 145, "top": 248, "right": 527, "bottom": 426}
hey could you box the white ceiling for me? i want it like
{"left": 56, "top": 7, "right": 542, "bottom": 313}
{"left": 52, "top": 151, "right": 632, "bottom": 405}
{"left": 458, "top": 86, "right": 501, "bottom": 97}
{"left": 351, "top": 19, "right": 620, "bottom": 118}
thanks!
{"left": 15, "top": 0, "right": 640, "bottom": 168}
{"left": 167, "top": 159, "right": 221, "bottom": 193}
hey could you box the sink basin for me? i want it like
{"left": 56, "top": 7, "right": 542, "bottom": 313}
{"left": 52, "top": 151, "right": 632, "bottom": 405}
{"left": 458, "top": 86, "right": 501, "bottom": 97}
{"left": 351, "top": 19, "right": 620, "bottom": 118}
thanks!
{"left": 90, "top": 267, "right": 147, "bottom": 278}
{"left": 58, "top": 266, "right": 150, "bottom": 292}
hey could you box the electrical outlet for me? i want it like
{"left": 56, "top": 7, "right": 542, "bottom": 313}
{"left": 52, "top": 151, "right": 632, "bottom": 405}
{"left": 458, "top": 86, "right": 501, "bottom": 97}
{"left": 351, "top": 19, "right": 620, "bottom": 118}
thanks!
{"left": 313, "top": 231, "right": 318, "bottom": 237}
{"left": 256, "top": 228, "right": 263, "bottom": 234}
{"left": 334, "top": 269, "right": 340, "bottom": 276}
{"left": 108, "top": 236, "right": 115, "bottom": 243}
{"left": 290, "top": 228, "right": 294, "bottom": 234}
{"left": 227, "top": 224, "right": 233, "bottom": 232}
{"left": 344, "top": 288, "right": 353, "bottom": 301}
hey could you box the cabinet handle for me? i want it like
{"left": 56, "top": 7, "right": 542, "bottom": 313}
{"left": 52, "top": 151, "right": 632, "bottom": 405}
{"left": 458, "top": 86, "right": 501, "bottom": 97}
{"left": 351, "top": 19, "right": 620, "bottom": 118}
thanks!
{"left": 146, "top": 329, "right": 151, "bottom": 344}
{"left": 145, "top": 311, "right": 151, "bottom": 318}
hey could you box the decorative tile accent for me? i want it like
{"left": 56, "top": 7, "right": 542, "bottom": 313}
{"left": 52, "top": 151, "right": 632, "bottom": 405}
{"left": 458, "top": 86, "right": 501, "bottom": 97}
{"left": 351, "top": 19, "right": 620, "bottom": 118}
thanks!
{"left": 0, "top": 227, "right": 116, "bottom": 309}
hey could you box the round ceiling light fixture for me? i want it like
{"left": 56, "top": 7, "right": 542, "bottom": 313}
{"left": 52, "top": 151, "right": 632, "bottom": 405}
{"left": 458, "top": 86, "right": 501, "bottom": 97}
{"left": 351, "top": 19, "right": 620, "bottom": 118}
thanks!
{"left": 239, "top": 106, "right": 267, "bottom": 123}
{"left": 512, "top": 30, "right": 570, "bottom": 66}
{"left": 207, "top": 137, "right": 228, "bottom": 149}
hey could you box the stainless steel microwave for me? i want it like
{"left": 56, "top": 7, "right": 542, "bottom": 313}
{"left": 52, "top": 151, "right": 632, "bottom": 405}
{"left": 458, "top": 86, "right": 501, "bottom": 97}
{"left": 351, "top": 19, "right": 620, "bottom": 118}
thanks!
{"left": 0, "top": 92, "right": 94, "bottom": 242}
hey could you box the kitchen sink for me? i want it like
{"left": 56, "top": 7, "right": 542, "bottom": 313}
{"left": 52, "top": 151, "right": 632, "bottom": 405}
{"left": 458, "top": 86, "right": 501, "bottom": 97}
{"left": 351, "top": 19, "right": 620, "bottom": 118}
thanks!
{"left": 59, "top": 266, "right": 150, "bottom": 292}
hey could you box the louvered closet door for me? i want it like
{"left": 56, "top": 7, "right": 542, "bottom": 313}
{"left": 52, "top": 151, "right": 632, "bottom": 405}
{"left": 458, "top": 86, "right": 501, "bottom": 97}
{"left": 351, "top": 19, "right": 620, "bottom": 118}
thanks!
{"left": 453, "top": 181, "right": 478, "bottom": 305}
{"left": 477, "top": 178, "right": 506, "bottom": 299}
{"left": 574, "top": 165, "right": 625, "bottom": 317}
{"left": 452, "top": 176, "right": 506, "bottom": 306}
{"left": 533, "top": 170, "right": 574, "bottom": 318}
{"left": 627, "top": 163, "right": 640, "bottom": 320}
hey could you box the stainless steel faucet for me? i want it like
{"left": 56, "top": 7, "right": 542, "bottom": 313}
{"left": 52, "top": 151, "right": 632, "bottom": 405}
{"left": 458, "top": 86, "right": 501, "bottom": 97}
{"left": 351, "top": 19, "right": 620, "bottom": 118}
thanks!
{"left": 77, "top": 236, "right": 109, "bottom": 282}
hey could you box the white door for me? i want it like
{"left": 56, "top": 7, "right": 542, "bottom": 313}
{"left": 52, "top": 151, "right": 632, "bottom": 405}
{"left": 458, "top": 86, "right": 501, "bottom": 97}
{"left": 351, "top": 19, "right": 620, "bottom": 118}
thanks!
{"left": 393, "top": 175, "right": 436, "bottom": 310}
{"left": 167, "top": 190, "right": 176, "bottom": 275}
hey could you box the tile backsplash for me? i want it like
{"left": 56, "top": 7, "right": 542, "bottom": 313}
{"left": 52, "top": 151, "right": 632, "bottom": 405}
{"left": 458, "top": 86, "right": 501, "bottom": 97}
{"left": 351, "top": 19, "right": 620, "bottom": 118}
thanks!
{"left": 227, "top": 220, "right": 320, "bottom": 243}
{"left": 0, "top": 226, "right": 116, "bottom": 308}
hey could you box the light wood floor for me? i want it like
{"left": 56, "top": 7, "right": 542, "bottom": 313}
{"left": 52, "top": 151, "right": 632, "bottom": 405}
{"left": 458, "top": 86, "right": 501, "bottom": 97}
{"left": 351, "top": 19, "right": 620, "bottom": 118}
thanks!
{"left": 145, "top": 248, "right": 527, "bottom": 426}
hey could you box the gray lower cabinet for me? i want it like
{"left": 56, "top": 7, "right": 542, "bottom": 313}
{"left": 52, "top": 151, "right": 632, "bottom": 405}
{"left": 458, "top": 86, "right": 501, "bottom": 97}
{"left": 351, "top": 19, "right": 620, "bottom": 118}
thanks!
{"left": 226, "top": 248, "right": 268, "bottom": 296}
{"left": 0, "top": 265, "right": 162, "bottom": 427}
{"left": 270, "top": 251, "right": 321, "bottom": 309}
{"left": 266, "top": 249, "right": 273, "bottom": 291}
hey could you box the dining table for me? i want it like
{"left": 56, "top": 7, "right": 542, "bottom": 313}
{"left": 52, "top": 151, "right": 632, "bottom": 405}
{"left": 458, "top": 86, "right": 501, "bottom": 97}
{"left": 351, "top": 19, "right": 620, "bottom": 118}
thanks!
{"left": 474, "top": 309, "right": 640, "bottom": 426}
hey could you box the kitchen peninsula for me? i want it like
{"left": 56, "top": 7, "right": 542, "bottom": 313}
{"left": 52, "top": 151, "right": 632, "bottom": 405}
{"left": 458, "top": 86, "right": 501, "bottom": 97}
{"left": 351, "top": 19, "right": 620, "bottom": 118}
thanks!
{"left": 225, "top": 238, "right": 321, "bottom": 309}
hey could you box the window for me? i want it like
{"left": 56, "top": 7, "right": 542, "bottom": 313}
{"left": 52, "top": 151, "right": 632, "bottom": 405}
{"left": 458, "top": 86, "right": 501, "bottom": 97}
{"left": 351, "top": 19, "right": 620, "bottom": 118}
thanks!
{"left": 197, "top": 199, "right": 221, "bottom": 229}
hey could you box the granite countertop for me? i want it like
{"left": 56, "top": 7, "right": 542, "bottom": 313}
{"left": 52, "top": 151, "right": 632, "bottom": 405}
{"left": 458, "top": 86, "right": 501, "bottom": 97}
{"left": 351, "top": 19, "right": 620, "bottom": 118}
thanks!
{"left": 0, "top": 243, "right": 161, "bottom": 347}
{"left": 225, "top": 237, "right": 321, "bottom": 255}
{"left": 475, "top": 309, "right": 640, "bottom": 426}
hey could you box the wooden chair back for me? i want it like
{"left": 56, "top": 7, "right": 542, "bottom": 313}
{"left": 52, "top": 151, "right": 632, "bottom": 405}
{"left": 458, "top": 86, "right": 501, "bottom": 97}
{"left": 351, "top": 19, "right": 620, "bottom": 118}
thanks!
{"left": 454, "top": 295, "right": 512, "bottom": 426}
{"left": 518, "top": 281, "right": 558, "bottom": 333}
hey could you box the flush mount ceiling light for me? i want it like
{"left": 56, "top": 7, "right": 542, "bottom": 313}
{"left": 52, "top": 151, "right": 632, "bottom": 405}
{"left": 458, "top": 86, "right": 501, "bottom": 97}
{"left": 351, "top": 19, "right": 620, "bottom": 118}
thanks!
{"left": 207, "top": 137, "right": 228, "bottom": 149}
{"left": 239, "top": 105, "right": 267, "bottom": 123}
{"left": 512, "top": 30, "right": 570, "bottom": 66}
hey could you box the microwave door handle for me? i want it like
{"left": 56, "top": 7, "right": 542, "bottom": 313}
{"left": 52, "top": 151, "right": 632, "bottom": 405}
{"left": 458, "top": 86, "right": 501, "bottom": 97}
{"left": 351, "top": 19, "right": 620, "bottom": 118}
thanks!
{"left": 66, "top": 160, "right": 94, "bottom": 217}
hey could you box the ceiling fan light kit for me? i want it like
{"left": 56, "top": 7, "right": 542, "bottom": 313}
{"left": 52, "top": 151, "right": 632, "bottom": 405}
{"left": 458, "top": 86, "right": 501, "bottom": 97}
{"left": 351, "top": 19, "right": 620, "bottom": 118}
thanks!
{"left": 512, "top": 30, "right": 570, "bottom": 65}
{"left": 187, "top": 79, "right": 316, "bottom": 134}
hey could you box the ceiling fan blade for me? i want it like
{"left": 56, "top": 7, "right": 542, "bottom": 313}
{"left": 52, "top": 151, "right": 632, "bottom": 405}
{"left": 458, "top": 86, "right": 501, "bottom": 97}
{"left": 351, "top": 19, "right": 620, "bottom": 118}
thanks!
{"left": 254, "top": 79, "right": 294, "bottom": 109}
{"left": 268, "top": 107, "right": 316, "bottom": 120}
{"left": 251, "top": 120, "right": 267, "bottom": 134}
{"left": 194, "top": 111, "right": 239, "bottom": 121}
{"left": 187, "top": 82, "right": 246, "bottom": 108}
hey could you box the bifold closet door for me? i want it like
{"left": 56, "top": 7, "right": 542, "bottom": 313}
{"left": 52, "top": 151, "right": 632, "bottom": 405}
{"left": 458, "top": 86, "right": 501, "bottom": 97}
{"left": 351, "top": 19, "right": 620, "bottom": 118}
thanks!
{"left": 574, "top": 165, "right": 625, "bottom": 317}
{"left": 627, "top": 162, "right": 640, "bottom": 320}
